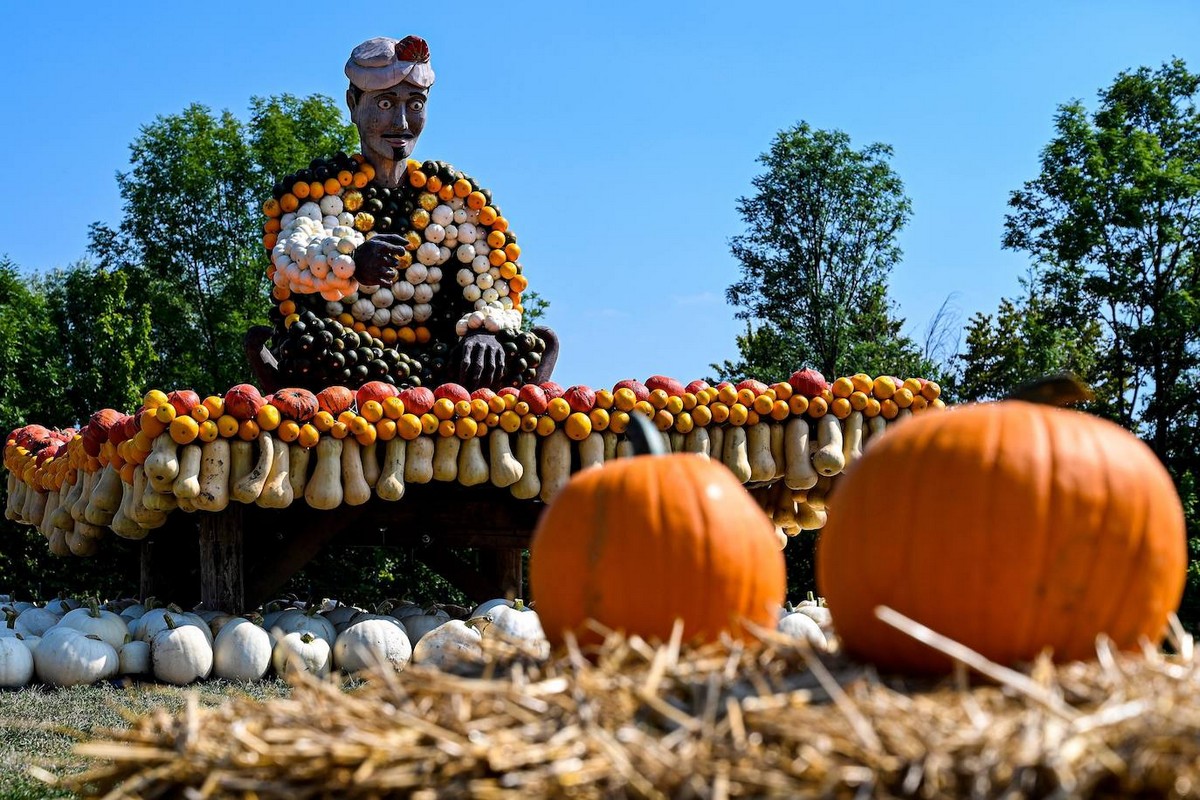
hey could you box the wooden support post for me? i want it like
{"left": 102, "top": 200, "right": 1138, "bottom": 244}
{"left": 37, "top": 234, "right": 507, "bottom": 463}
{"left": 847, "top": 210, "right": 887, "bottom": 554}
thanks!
{"left": 139, "top": 513, "right": 201, "bottom": 607}
{"left": 199, "top": 505, "right": 244, "bottom": 612}
{"left": 482, "top": 548, "right": 525, "bottom": 600}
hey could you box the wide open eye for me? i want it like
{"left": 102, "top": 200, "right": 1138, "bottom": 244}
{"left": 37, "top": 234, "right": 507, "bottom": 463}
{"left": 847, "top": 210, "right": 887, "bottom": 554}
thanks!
{"left": 377, "top": 97, "right": 394, "bottom": 110}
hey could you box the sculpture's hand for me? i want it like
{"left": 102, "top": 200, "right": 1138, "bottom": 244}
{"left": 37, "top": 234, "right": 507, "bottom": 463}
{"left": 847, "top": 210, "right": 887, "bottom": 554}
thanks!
{"left": 352, "top": 234, "right": 410, "bottom": 287}
{"left": 459, "top": 330, "right": 506, "bottom": 389}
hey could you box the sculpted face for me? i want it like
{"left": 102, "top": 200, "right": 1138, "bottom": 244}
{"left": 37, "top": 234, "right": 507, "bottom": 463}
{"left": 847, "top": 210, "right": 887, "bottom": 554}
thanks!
{"left": 348, "top": 82, "right": 428, "bottom": 179}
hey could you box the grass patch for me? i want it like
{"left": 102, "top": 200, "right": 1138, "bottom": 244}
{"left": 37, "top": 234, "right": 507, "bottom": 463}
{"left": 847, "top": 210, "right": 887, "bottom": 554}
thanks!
{"left": 0, "top": 679, "right": 291, "bottom": 799}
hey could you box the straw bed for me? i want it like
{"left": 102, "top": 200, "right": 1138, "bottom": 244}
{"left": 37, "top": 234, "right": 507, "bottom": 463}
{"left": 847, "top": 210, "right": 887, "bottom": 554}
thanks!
{"left": 43, "top": 611, "right": 1200, "bottom": 799}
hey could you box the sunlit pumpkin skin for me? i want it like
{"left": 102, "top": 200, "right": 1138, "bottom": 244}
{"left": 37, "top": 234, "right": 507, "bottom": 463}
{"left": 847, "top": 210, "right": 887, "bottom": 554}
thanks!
{"left": 356, "top": 381, "right": 399, "bottom": 410}
{"left": 530, "top": 453, "right": 786, "bottom": 646}
{"left": 223, "top": 385, "right": 266, "bottom": 420}
{"left": 398, "top": 386, "right": 435, "bottom": 416}
{"left": 645, "top": 375, "right": 685, "bottom": 397}
{"left": 166, "top": 390, "right": 201, "bottom": 417}
{"left": 316, "top": 386, "right": 355, "bottom": 416}
{"left": 817, "top": 400, "right": 1187, "bottom": 674}
{"left": 788, "top": 369, "right": 827, "bottom": 397}
{"left": 83, "top": 409, "right": 123, "bottom": 456}
{"left": 612, "top": 379, "right": 649, "bottom": 402}
{"left": 271, "top": 388, "right": 319, "bottom": 422}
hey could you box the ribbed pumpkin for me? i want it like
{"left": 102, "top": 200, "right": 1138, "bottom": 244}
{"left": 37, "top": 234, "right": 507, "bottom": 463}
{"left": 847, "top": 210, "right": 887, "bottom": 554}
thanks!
{"left": 223, "top": 384, "right": 266, "bottom": 420}
{"left": 356, "top": 381, "right": 399, "bottom": 409}
{"left": 316, "top": 386, "right": 355, "bottom": 416}
{"left": 530, "top": 417, "right": 786, "bottom": 646}
{"left": 271, "top": 388, "right": 319, "bottom": 422}
{"left": 817, "top": 399, "right": 1187, "bottom": 674}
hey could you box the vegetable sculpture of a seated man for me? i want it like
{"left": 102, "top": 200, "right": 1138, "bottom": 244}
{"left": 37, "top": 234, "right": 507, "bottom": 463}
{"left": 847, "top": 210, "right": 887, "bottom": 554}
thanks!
{"left": 247, "top": 35, "right": 558, "bottom": 393}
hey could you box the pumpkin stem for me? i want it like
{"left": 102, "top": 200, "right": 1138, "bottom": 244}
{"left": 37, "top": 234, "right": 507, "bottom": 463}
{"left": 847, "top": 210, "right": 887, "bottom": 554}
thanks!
{"left": 163, "top": 612, "right": 178, "bottom": 630}
{"left": 1006, "top": 373, "right": 1095, "bottom": 407}
{"left": 3, "top": 609, "right": 16, "bottom": 628}
{"left": 512, "top": 599, "right": 526, "bottom": 612}
{"left": 300, "top": 632, "right": 315, "bottom": 644}
{"left": 625, "top": 410, "right": 667, "bottom": 457}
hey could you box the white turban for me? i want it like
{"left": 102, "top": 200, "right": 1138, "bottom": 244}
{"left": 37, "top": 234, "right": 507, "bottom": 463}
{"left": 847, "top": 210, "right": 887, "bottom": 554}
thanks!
{"left": 345, "top": 36, "right": 435, "bottom": 91}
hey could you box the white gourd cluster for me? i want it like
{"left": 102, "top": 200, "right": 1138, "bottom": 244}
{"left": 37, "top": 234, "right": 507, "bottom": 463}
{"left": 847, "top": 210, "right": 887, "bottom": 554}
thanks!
{"left": 319, "top": 194, "right": 521, "bottom": 336}
{"left": 270, "top": 198, "right": 365, "bottom": 301}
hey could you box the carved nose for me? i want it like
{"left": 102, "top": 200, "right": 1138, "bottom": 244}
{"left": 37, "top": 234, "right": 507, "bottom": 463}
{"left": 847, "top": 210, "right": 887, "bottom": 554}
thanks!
{"left": 393, "top": 104, "right": 410, "bottom": 131}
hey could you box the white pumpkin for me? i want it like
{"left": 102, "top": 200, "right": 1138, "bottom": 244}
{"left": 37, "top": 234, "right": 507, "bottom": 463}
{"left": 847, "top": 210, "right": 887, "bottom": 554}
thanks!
{"left": 43, "top": 597, "right": 81, "bottom": 615}
{"left": 777, "top": 610, "right": 829, "bottom": 650}
{"left": 151, "top": 614, "right": 214, "bottom": 685}
{"left": 401, "top": 607, "right": 452, "bottom": 645}
{"left": 468, "top": 598, "right": 513, "bottom": 620}
{"left": 34, "top": 627, "right": 119, "bottom": 687}
{"left": 482, "top": 600, "right": 549, "bottom": 656}
{"left": 385, "top": 601, "right": 425, "bottom": 622}
{"left": 119, "top": 603, "right": 148, "bottom": 621}
{"left": 411, "top": 620, "right": 483, "bottom": 671}
{"left": 792, "top": 603, "right": 833, "bottom": 630}
{"left": 14, "top": 607, "right": 60, "bottom": 638}
{"left": 270, "top": 608, "right": 337, "bottom": 647}
{"left": 213, "top": 618, "right": 273, "bottom": 681}
{"left": 136, "top": 607, "right": 213, "bottom": 645}
{"left": 201, "top": 614, "right": 238, "bottom": 639}
{"left": 261, "top": 600, "right": 303, "bottom": 631}
{"left": 321, "top": 604, "right": 365, "bottom": 631}
{"left": 16, "top": 633, "right": 40, "bottom": 656}
{"left": 0, "top": 636, "right": 34, "bottom": 687}
{"left": 58, "top": 604, "right": 129, "bottom": 650}
{"left": 272, "top": 631, "right": 332, "bottom": 679}
{"left": 118, "top": 639, "right": 151, "bottom": 676}
{"left": 333, "top": 617, "right": 412, "bottom": 675}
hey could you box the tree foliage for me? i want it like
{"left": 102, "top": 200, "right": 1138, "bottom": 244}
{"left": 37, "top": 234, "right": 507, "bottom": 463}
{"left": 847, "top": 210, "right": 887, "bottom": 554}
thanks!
{"left": 958, "top": 59, "right": 1200, "bottom": 619}
{"left": 88, "top": 95, "right": 358, "bottom": 397}
{"left": 1001, "top": 59, "right": 1200, "bottom": 448}
{"left": 717, "top": 123, "right": 933, "bottom": 383}
{"left": 0, "top": 94, "right": 359, "bottom": 600}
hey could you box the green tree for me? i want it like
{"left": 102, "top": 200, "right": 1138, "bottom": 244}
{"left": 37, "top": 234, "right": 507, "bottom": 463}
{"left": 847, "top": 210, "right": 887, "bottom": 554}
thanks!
{"left": 0, "top": 259, "right": 141, "bottom": 600}
{"left": 519, "top": 290, "right": 550, "bottom": 332}
{"left": 88, "top": 95, "right": 358, "bottom": 397}
{"left": 967, "top": 59, "right": 1200, "bottom": 623}
{"left": 43, "top": 262, "right": 157, "bottom": 421}
{"left": 1, "top": 95, "right": 359, "bottom": 602}
{"left": 0, "top": 260, "right": 70, "bottom": 431}
{"left": 718, "top": 123, "right": 931, "bottom": 383}
{"left": 953, "top": 271, "right": 1104, "bottom": 403}
{"left": 1003, "top": 59, "right": 1200, "bottom": 450}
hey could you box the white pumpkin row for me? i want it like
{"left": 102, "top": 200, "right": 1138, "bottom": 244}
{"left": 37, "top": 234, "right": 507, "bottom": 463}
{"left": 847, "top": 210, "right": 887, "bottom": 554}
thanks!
{"left": 0, "top": 596, "right": 547, "bottom": 688}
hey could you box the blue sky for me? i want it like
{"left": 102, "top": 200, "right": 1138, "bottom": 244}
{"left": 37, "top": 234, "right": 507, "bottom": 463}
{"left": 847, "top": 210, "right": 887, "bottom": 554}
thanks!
{"left": 3, "top": 1, "right": 1197, "bottom": 390}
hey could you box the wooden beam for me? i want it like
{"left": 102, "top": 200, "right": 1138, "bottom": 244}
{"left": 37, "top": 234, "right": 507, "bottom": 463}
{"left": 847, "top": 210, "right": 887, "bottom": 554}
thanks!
{"left": 198, "top": 505, "right": 245, "bottom": 612}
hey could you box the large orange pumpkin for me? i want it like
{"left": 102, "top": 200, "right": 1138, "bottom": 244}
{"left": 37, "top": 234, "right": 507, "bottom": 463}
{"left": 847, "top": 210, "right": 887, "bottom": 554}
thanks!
{"left": 817, "top": 399, "right": 1187, "bottom": 674}
{"left": 529, "top": 440, "right": 786, "bottom": 646}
